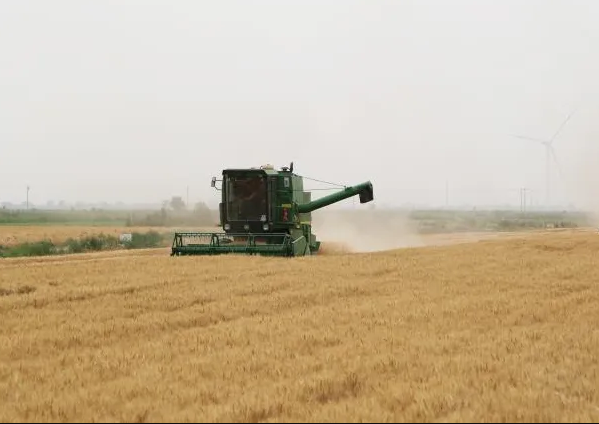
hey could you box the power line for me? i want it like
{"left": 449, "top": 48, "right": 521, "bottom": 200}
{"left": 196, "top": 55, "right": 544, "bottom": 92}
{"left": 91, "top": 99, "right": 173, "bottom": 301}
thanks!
{"left": 298, "top": 188, "right": 344, "bottom": 192}
{"left": 301, "top": 175, "right": 347, "bottom": 188}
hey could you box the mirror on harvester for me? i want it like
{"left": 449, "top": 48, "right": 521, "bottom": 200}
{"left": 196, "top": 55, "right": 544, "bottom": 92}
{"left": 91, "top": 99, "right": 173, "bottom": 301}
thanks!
{"left": 211, "top": 177, "right": 217, "bottom": 188}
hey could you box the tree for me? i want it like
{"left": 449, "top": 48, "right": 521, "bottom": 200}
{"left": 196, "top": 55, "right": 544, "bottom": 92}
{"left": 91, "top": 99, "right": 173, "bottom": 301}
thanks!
{"left": 169, "top": 196, "right": 186, "bottom": 211}
{"left": 194, "top": 201, "right": 214, "bottom": 225}
{"left": 194, "top": 201, "right": 210, "bottom": 214}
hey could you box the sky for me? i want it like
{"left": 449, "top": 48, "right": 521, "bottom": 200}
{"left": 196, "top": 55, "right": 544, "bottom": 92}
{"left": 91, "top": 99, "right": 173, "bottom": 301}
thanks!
{"left": 1, "top": 0, "right": 598, "bottom": 210}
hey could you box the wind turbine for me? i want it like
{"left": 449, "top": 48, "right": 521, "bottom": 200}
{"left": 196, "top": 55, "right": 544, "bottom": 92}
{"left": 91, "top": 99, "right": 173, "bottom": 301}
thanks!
{"left": 508, "top": 109, "right": 576, "bottom": 208}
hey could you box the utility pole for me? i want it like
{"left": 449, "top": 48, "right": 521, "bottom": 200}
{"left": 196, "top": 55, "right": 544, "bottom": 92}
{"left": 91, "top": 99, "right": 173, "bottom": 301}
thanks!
{"left": 546, "top": 145, "right": 551, "bottom": 208}
{"left": 520, "top": 187, "right": 530, "bottom": 214}
{"left": 26, "top": 185, "right": 30, "bottom": 210}
{"left": 186, "top": 186, "right": 189, "bottom": 209}
{"left": 520, "top": 188, "right": 522, "bottom": 212}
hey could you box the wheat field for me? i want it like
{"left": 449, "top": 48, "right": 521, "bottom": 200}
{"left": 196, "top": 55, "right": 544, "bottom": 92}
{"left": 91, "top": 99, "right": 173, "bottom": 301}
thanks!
{"left": 0, "top": 225, "right": 222, "bottom": 249}
{"left": 1, "top": 229, "right": 599, "bottom": 422}
{"left": 0, "top": 226, "right": 150, "bottom": 247}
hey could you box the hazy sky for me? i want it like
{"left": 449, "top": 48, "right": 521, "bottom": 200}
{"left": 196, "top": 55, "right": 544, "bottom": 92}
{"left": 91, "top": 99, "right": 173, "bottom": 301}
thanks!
{"left": 1, "top": 0, "right": 598, "bottom": 209}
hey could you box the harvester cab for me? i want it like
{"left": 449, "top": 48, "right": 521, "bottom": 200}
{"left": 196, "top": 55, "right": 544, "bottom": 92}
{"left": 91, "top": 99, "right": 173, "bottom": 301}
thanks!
{"left": 171, "top": 163, "right": 374, "bottom": 257}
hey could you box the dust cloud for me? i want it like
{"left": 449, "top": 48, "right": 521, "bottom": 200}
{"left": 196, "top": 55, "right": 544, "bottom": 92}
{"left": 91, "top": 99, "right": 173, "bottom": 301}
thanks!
{"left": 566, "top": 120, "right": 599, "bottom": 227}
{"left": 312, "top": 209, "right": 424, "bottom": 253}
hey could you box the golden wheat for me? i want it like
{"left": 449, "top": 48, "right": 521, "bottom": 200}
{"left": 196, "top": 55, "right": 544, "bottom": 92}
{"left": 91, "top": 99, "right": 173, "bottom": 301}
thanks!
{"left": 0, "top": 225, "right": 139, "bottom": 246}
{"left": 1, "top": 229, "right": 599, "bottom": 422}
{"left": 0, "top": 225, "right": 219, "bottom": 247}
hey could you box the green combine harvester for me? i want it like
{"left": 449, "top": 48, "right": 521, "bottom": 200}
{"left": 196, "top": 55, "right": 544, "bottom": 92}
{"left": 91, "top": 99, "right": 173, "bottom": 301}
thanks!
{"left": 171, "top": 162, "right": 374, "bottom": 257}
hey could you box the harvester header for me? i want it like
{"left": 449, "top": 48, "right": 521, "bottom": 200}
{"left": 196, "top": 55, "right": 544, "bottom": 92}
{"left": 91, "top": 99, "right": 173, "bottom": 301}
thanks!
{"left": 171, "top": 162, "right": 374, "bottom": 257}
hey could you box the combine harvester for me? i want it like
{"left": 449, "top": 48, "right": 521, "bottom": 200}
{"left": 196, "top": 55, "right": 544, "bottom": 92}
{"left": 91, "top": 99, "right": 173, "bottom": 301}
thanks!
{"left": 171, "top": 162, "right": 374, "bottom": 257}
